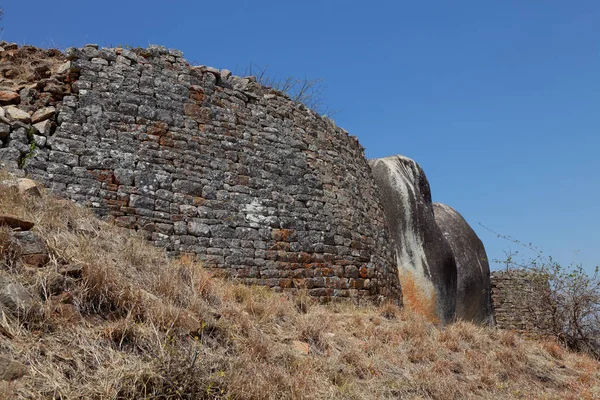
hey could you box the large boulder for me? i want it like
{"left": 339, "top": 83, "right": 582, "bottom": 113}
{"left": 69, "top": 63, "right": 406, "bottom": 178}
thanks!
{"left": 370, "top": 155, "right": 457, "bottom": 324}
{"left": 433, "top": 203, "right": 494, "bottom": 325}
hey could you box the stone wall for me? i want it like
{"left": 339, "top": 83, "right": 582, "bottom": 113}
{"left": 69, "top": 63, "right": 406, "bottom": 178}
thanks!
{"left": 0, "top": 43, "right": 401, "bottom": 303}
{"left": 490, "top": 270, "right": 551, "bottom": 336}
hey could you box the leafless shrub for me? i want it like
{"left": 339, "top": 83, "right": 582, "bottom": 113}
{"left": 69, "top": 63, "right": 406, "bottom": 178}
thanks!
{"left": 243, "top": 63, "right": 338, "bottom": 117}
{"left": 492, "top": 230, "right": 600, "bottom": 359}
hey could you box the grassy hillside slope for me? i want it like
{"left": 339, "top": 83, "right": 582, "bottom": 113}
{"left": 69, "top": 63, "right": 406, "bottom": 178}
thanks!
{"left": 0, "top": 173, "right": 598, "bottom": 399}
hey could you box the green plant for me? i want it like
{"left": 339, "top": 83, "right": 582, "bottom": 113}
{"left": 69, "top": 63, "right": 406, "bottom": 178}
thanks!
{"left": 18, "top": 141, "right": 37, "bottom": 169}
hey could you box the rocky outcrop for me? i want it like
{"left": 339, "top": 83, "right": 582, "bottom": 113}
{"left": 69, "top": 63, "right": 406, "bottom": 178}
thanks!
{"left": 370, "top": 155, "right": 457, "bottom": 324}
{"left": 433, "top": 203, "right": 493, "bottom": 325}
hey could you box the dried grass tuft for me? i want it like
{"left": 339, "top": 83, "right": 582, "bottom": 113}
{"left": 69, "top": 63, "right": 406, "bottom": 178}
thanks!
{"left": 0, "top": 173, "right": 598, "bottom": 399}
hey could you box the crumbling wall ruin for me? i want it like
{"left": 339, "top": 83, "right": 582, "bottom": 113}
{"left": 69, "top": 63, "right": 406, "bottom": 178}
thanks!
{"left": 490, "top": 270, "right": 552, "bottom": 336}
{"left": 0, "top": 43, "right": 401, "bottom": 303}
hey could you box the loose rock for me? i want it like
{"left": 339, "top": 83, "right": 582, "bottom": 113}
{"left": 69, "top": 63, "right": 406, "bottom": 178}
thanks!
{"left": 0, "top": 275, "right": 38, "bottom": 317}
{"left": 291, "top": 340, "right": 310, "bottom": 355}
{"left": 0, "top": 215, "right": 34, "bottom": 231}
{"left": 31, "top": 106, "right": 56, "bottom": 123}
{"left": 0, "top": 90, "right": 19, "bottom": 105}
{"left": 0, "top": 356, "right": 28, "bottom": 381}
{"left": 4, "top": 107, "right": 30, "bottom": 123}
{"left": 12, "top": 231, "right": 49, "bottom": 267}
{"left": 33, "top": 119, "right": 52, "bottom": 136}
{"left": 17, "top": 178, "right": 42, "bottom": 197}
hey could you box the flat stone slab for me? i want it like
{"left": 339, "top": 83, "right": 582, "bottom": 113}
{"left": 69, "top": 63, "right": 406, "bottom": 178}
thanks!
{"left": 31, "top": 106, "right": 56, "bottom": 124}
{"left": 4, "top": 106, "right": 30, "bottom": 123}
{"left": 0, "top": 215, "right": 34, "bottom": 231}
{"left": 0, "top": 91, "right": 19, "bottom": 106}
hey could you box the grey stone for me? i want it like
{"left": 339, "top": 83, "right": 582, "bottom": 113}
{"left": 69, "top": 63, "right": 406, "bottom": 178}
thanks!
{"left": 220, "top": 69, "right": 232, "bottom": 80}
{"left": 187, "top": 222, "right": 211, "bottom": 237}
{"left": 33, "top": 120, "right": 52, "bottom": 136}
{"left": 10, "top": 127, "right": 29, "bottom": 144}
{"left": 49, "top": 151, "right": 78, "bottom": 166}
{"left": 81, "top": 46, "right": 99, "bottom": 59}
{"left": 172, "top": 179, "right": 203, "bottom": 196}
{"left": 210, "top": 225, "right": 236, "bottom": 239}
{"left": 0, "top": 123, "right": 9, "bottom": 140}
{"left": 12, "top": 231, "right": 47, "bottom": 255}
{"left": 32, "top": 134, "right": 47, "bottom": 147}
{"left": 168, "top": 48, "right": 184, "bottom": 58}
{"left": 7, "top": 141, "right": 29, "bottom": 155}
{"left": 0, "top": 148, "right": 21, "bottom": 162}
{"left": 91, "top": 57, "right": 109, "bottom": 66}
{"left": 130, "top": 194, "right": 155, "bottom": 209}
{"left": 433, "top": 203, "right": 494, "bottom": 325}
{"left": 371, "top": 155, "right": 457, "bottom": 324}
{"left": 114, "top": 168, "right": 134, "bottom": 186}
{"left": 0, "top": 275, "right": 38, "bottom": 317}
{"left": 0, "top": 356, "right": 28, "bottom": 381}
{"left": 99, "top": 48, "right": 117, "bottom": 61}
{"left": 65, "top": 47, "right": 85, "bottom": 60}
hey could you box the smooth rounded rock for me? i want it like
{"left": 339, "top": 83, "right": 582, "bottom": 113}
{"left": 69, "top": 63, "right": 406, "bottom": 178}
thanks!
{"left": 370, "top": 155, "right": 457, "bottom": 324}
{"left": 433, "top": 203, "right": 494, "bottom": 325}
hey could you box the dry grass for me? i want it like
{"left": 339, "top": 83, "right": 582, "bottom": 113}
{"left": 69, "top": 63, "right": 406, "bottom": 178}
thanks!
{"left": 0, "top": 45, "right": 66, "bottom": 90}
{"left": 0, "top": 174, "right": 599, "bottom": 399}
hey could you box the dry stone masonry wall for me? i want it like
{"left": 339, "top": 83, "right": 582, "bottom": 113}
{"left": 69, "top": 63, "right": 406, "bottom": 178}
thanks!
{"left": 490, "top": 270, "right": 552, "bottom": 336}
{"left": 0, "top": 43, "right": 401, "bottom": 303}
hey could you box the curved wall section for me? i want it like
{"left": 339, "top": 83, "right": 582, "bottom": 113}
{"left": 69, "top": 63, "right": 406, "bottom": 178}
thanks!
{"left": 22, "top": 45, "right": 401, "bottom": 303}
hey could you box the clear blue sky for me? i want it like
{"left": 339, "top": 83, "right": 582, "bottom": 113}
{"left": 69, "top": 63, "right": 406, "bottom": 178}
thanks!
{"left": 3, "top": 1, "right": 599, "bottom": 273}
